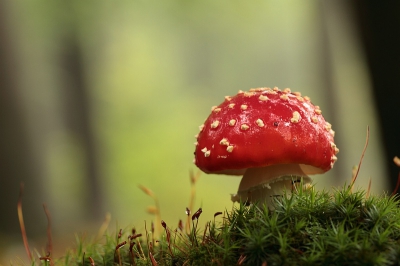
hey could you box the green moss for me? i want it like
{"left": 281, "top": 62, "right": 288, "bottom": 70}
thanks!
{"left": 20, "top": 185, "right": 400, "bottom": 265}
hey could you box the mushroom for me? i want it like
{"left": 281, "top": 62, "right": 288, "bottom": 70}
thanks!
{"left": 193, "top": 87, "right": 338, "bottom": 207}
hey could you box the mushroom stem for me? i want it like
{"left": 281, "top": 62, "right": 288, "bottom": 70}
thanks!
{"left": 231, "top": 164, "right": 312, "bottom": 207}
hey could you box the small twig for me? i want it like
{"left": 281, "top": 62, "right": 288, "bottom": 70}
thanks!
{"left": 237, "top": 254, "right": 246, "bottom": 265}
{"left": 191, "top": 208, "right": 202, "bottom": 246}
{"left": 214, "top": 212, "right": 222, "bottom": 220}
{"left": 136, "top": 239, "right": 146, "bottom": 260}
{"left": 391, "top": 172, "right": 400, "bottom": 197}
{"left": 144, "top": 221, "right": 151, "bottom": 260}
{"left": 394, "top": 156, "right": 400, "bottom": 167}
{"left": 129, "top": 240, "right": 137, "bottom": 266}
{"left": 39, "top": 254, "right": 52, "bottom": 265}
{"left": 178, "top": 219, "right": 184, "bottom": 231}
{"left": 139, "top": 185, "right": 162, "bottom": 236}
{"left": 17, "top": 183, "right": 32, "bottom": 261}
{"left": 129, "top": 230, "right": 142, "bottom": 265}
{"left": 96, "top": 212, "right": 111, "bottom": 241}
{"left": 392, "top": 156, "right": 400, "bottom": 196}
{"left": 151, "top": 221, "right": 155, "bottom": 250}
{"left": 350, "top": 126, "right": 370, "bottom": 192}
{"left": 88, "top": 257, "right": 95, "bottom": 266}
{"left": 149, "top": 252, "right": 158, "bottom": 266}
{"left": 366, "top": 178, "right": 372, "bottom": 199}
{"left": 42, "top": 204, "right": 54, "bottom": 266}
{"left": 161, "top": 220, "right": 173, "bottom": 257}
{"left": 114, "top": 241, "right": 126, "bottom": 266}
{"left": 202, "top": 222, "right": 209, "bottom": 245}
{"left": 186, "top": 171, "right": 201, "bottom": 231}
{"left": 185, "top": 207, "right": 191, "bottom": 234}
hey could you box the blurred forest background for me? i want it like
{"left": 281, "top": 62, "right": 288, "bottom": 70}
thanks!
{"left": 1, "top": 0, "right": 399, "bottom": 263}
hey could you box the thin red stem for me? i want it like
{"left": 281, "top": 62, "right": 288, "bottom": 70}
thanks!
{"left": 350, "top": 126, "right": 369, "bottom": 192}
{"left": 391, "top": 172, "right": 400, "bottom": 197}
{"left": 18, "top": 183, "right": 32, "bottom": 261}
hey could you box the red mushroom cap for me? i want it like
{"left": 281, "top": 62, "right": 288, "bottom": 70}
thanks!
{"left": 194, "top": 87, "right": 338, "bottom": 176}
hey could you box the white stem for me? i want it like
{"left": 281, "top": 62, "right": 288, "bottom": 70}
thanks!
{"left": 231, "top": 164, "right": 312, "bottom": 208}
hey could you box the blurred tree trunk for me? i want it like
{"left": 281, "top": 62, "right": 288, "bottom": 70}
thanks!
{"left": 0, "top": 1, "right": 46, "bottom": 238}
{"left": 60, "top": 31, "right": 104, "bottom": 221}
{"left": 350, "top": 1, "right": 400, "bottom": 191}
{"left": 317, "top": 2, "right": 342, "bottom": 181}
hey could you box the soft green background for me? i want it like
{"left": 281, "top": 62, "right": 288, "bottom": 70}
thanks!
{"left": 1, "top": 0, "right": 388, "bottom": 263}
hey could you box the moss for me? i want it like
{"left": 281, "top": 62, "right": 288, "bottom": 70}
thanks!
{"left": 28, "top": 184, "right": 400, "bottom": 266}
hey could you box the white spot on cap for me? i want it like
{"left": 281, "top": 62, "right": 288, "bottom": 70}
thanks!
{"left": 273, "top": 87, "right": 280, "bottom": 92}
{"left": 241, "top": 104, "right": 248, "bottom": 110}
{"left": 238, "top": 90, "right": 244, "bottom": 94}
{"left": 229, "top": 119, "right": 236, "bottom": 126}
{"left": 261, "top": 87, "right": 272, "bottom": 91}
{"left": 311, "top": 117, "right": 318, "bottom": 123}
{"left": 330, "top": 129, "right": 335, "bottom": 137}
{"left": 280, "top": 94, "right": 289, "bottom": 101}
{"left": 226, "top": 145, "right": 234, "bottom": 152}
{"left": 211, "top": 106, "right": 217, "bottom": 111}
{"left": 332, "top": 155, "right": 338, "bottom": 161}
{"left": 330, "top": 142, "right": 339, "bottom": 154}
{"left": 290, "top": 111, "right": 301, "bottom": 123}
{"left": 194, "top": 142, "right": 198, "bottom": 146}
{"left": 304, "top": 96, "right": 311, "bottom": 101}
{"left": 259, "top": 95, "right": 268, "bottom": 101}
{"left": 213, "top": 108, "right": 221, "bottom": 113}
{"left": 211, "top": 121, "right": 220, "bottom": 128}
{"left": 325, "top": 122, "right": 332, "bottom": 131}
{"left": 194, "top": 134, "right": 199, "bottom": 138}
{"left": 228, "top": 103, "right": 235, "bottom": 109}
{"left": 249, "top": 88, "right": 257, "bottom": 92}
{"left": 283, "top": 88, "right": 291, "bottom": 94}
{"left": 297, "top": 96, "right": 304, "bottom": 102}
{"left": 219, "top": 138, "right": 229, "bottom": 146}
{"left": 244, "top": 91, "right": 254, "bottom": 97}
{"left": 315, "top": 109, "right": 322, "bottom": 115}
{"left": 256, "top": 119, "right": 264, "bottom": 127}
{"left": 293, "top": 91, "right": 301, "bottom": 96}
{"left": 225, "top": 96, "right": 232, "bottom": 101}
{"left": 201, "top": 147, "right": 210, "bottom": 157}
{"left": 199, "top": 124, "right": 204, "bottom": 131}
{"left": 241, "top": 124, "right": 249, "bottom": 130}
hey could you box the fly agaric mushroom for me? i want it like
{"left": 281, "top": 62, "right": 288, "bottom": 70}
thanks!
{"left": 193, "top": 87, "right": 338, "bottom": 207}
